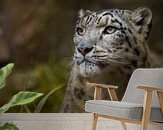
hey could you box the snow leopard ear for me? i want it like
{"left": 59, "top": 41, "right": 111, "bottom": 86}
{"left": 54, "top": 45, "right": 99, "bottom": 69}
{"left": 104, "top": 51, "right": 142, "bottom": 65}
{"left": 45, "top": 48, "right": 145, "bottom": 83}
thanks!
{"left": 78, "top": 9, "right": 92, "bottom": 18}
{"left": 131, "top": 7, "right": 152, "bottom": 39}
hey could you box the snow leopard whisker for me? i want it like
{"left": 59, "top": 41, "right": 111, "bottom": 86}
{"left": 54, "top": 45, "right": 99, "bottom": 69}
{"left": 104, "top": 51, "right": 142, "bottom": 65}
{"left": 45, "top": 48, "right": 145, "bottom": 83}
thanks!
{"left": 105, "top": 59, "right": 130, "bottom": 65}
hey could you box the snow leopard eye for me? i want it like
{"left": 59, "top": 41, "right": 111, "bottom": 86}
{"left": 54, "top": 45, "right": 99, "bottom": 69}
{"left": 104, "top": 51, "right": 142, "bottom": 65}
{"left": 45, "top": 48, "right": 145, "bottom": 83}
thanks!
{"left": 76, "top": 27, "right": 85, "bottom": 36}
{"left": 103, "top": 26, "right": 117, "bottom": 34}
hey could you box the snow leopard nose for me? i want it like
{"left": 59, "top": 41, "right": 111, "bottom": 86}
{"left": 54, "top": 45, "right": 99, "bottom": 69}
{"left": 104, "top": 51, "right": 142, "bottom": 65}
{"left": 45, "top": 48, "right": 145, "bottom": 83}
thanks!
{"left": 77, "top": 47, "right": 94, "bottom": 56}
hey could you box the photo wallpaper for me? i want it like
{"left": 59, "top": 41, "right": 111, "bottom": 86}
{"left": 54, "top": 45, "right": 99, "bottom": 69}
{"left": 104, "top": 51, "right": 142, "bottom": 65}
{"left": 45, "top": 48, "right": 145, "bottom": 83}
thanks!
{"left": 0, "top": 0, "right": 163, "bottom": 113}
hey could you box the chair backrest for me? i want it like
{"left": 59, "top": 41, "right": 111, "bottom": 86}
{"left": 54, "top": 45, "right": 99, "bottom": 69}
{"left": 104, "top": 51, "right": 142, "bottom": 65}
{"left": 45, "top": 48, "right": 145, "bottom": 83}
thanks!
{"left": 122, "top": 68, "right": 163, "bottom": 107}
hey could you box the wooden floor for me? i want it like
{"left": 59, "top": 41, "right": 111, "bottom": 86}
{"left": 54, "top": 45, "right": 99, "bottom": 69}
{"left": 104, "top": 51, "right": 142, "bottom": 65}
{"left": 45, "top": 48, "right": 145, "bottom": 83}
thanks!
{"left": 0, "top": 113, "right": 141, "bottom": 130}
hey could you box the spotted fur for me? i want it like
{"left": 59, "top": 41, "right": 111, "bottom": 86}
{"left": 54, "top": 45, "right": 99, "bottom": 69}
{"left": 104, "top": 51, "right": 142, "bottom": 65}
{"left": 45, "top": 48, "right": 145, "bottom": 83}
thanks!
{"left": 61, "top": 7, "right": 159, "bottom": 112}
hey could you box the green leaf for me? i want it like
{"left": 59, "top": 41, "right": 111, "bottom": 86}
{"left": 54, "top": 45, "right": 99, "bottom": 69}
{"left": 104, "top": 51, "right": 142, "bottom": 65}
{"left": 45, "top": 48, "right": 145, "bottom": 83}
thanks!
{"left": 34, "top": 85, "right": 63, "bottom": 113}
{"left": 0, "top": 123, "right": 19, "bottom": 130}
{"left": 0, "top": 91, "right": 43, "bottom": 113}
{"left": 0, "top": 63, "right": 14, "bottom": 90}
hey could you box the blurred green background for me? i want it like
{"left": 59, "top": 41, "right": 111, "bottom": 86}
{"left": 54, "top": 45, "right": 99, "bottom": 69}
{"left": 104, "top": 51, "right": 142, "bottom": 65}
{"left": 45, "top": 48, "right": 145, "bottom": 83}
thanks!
{"left": 0, "top": 0, "right": 163, "bottom": 112}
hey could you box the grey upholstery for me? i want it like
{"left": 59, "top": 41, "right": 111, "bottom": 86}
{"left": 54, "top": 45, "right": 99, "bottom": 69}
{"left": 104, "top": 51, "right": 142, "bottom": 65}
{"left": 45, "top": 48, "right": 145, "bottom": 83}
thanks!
{"left": 85, "top": 100, "right": 163, "bottom": 122}
{"left": 85, "top": 69, "right": 163, "bottom": 123}
{"left": 122, "top": 69, "right": 163, "bottom": 106}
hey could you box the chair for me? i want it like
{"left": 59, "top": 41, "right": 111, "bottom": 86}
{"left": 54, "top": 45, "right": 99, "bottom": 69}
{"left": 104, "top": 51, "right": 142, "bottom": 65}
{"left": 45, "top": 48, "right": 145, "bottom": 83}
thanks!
{"left": 85, "top": 68, "right": 163, "bottom": 130}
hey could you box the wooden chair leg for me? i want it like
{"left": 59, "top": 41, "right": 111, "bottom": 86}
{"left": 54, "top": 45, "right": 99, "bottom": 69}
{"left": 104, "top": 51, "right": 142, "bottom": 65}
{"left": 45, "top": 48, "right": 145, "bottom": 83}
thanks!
{"left": 157, "top": 91, "right": 163, "bottom": 114}
{"left": 121, "top": 121, "right": 127, "bottom": 130}
{"left": 141, "top": 90, "right": 152, "bottom": 130}
{"left": 92, "top": 113, "right": 98, "bottom": 130}
{"left": 141, "top": 121, "right": 148, "bottom": 130}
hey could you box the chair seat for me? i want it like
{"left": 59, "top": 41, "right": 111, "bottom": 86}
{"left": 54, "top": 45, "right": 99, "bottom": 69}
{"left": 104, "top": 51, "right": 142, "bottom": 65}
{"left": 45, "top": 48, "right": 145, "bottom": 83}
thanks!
{"left": 85, "top": 100, "right": 163, "bottom": 123}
